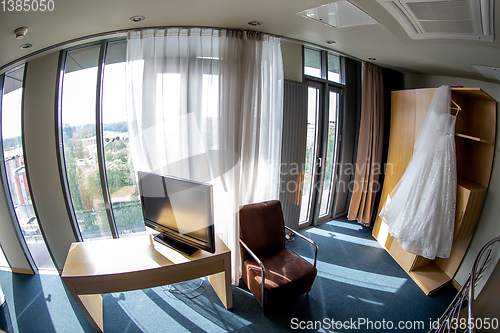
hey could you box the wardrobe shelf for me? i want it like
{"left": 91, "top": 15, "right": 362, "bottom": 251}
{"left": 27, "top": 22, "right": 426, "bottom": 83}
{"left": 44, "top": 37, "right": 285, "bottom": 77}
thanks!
{"left": 457, "top": 177, "right": 486, "bottom": 191}
{"left": 409, "top": 263, "right": 450, "bottom": 295}
{"left": 455, "top": 133, "right": 494, "bottom": 145}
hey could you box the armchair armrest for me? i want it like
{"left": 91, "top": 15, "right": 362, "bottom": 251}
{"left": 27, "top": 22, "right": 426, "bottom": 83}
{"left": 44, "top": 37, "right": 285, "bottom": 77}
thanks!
{"left": 239, "top": 239, "right": 266, "bottom": 309}
{"left": 285, "top": 226, "right": 319, "bottom": 268}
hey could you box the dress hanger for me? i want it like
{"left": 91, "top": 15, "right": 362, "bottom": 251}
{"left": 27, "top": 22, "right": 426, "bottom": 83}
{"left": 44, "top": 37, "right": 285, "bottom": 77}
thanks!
{"left": 450, "top": 98, "right": 461, "bottom": 117}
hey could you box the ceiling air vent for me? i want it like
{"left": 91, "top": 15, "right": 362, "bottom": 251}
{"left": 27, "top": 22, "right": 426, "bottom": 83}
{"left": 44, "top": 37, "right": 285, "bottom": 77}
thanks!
{"left": 377, "top": 0, "right": 494, "bottom": 41}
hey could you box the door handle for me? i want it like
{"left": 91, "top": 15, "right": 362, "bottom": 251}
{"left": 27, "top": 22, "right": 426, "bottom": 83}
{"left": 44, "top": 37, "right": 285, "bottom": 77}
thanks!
{"left": 317, "top": 157, "right": 322, "bottom": 168}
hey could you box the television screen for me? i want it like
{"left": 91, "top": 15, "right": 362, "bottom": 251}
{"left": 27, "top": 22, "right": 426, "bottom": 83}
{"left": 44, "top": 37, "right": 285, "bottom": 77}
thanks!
{"left": 138, "top": 171, "right": 215, "bottom": 255}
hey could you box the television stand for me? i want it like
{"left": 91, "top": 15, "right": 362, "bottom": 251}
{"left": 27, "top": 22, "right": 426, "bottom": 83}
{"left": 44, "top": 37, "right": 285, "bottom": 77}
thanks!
{"left": 153, "top": 233, "right": 197, "bottom": 256}
{"left": 61, "top": 235, "right": 232, "bottom": 332}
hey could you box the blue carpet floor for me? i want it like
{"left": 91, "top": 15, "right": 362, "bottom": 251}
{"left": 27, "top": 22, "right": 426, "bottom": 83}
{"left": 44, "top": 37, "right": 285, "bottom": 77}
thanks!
{"left": 0, "top": 217, "right": 457, "bottom": 332}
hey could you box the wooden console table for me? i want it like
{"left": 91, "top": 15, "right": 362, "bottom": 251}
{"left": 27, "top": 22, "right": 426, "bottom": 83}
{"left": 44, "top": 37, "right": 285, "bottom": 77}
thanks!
{"left": 62, "top": 234, "right": 232, "bottom": 332}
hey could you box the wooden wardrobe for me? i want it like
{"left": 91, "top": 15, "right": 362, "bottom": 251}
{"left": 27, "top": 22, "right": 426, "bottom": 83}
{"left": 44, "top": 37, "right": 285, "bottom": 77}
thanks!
{"left": 372, "top": 87, "right": 496, "bottom": 295}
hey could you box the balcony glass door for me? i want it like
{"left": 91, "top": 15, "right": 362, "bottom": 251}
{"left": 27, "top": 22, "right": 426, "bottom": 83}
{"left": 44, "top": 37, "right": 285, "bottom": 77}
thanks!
{"left": 318, "top": 89, "right": 340, "bottom": 219}
{"left": 299, "top": 82, "right": 341, "bottom": 226}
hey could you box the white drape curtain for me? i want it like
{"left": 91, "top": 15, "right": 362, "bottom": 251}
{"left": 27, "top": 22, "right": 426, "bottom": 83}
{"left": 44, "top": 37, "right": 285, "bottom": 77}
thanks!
{"left": 126, "top": 28, "right": 283, "bottom": 283}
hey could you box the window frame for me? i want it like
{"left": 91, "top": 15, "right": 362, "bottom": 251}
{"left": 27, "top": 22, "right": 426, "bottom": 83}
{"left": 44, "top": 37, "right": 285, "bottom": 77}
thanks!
{"left": 303, "top": 46, "right": 344, "bottom": 86}
{"left": 300, "top": 46, "right": 345, "bottom": 226}
{"left": 57, "top": 39, "right": 127, "bottom": 242}
{"left": 0, "top": 65, "right": 38, "bottom": 272}
{"left": 57, "top": 37, "right": 221, "bottom": 242}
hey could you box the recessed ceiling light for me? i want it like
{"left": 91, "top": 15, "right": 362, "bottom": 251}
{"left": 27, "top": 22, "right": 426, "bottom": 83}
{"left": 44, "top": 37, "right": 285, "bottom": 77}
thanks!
{"left": 14, "top": 27, "right": 28, "bottom": 40}
{"left": 248, "top": 21, "right": 262, "bottom": 26}
{"left": 20, "top": 43, "right": 32, "bottom": 49}
{"left": 129, "top": 16, "right": 145, "bottom": 23}
{"left": 325, "top": 40, "right": 336, "bottom": 44}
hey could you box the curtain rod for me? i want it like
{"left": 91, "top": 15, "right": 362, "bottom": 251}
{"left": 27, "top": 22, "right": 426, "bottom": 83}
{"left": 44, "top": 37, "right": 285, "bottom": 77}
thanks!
{"left": 0, "top": 25, "right": 362, "bottom": 74}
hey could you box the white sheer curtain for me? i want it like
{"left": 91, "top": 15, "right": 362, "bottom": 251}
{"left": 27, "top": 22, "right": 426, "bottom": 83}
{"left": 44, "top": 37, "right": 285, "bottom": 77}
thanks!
{"left": 126, "top": 28, "right": 283, "bottom": 283}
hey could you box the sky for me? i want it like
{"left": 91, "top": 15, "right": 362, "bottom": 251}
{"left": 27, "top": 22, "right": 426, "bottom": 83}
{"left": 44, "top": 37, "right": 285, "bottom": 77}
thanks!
{"left": 1, "top": 62, "right": 128, "bottom": 141}
{"left": 62, "top": 63, "right": 128, "bottom": 127}
{"left": 1, "top": 88, "right": 22, "bottom": 139}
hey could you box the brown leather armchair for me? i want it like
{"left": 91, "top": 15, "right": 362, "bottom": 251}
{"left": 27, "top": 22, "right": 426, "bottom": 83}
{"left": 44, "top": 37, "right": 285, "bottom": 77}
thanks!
{"left": 239, "top": 200, "right": 318, "bottom": 311}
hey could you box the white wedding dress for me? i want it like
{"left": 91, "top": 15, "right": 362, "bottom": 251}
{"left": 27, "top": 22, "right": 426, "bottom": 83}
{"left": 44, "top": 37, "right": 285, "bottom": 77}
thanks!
{"left": 379, "top": 85, "right": 456, "bottom": 260}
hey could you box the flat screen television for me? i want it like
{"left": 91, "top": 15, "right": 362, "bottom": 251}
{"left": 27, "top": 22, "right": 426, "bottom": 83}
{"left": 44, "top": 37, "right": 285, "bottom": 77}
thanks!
{"left": 138, "top": 171, "right": 215, "bottom": 255}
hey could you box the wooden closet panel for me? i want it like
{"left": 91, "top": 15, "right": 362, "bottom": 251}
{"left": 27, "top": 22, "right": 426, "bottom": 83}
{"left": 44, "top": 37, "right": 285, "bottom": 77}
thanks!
{"left": 387, "top": 90, "right": 417, "bottom": 181}
{"left": 373, "top": 90, "right": 416, "bottom": 237}
{"left": 373, "top": 90, "right": 416, "bottom": 239}
{"left": 388, "top": 238, "right": 416, "bottom": 271}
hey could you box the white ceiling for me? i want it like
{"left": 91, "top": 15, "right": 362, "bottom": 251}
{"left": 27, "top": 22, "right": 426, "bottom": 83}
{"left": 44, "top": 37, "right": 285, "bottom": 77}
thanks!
{"left": 1, "top": 0, "right": 500, "bottom": 82}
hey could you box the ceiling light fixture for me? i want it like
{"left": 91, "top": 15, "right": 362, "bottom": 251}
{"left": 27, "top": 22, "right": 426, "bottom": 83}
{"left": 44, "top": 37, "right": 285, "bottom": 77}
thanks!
{"left": 14, "top": 27, "right": 28, "bottom": 39}
{"left": 20, "top": 43, "right": 32, "bottom": 49}
{"left": 248, "top": 21, "right": 262, "bottom": 26}
{"left": 129, "top": 16, "right": 145, "bottom": 23}
{"left": 471, "top": 64, "right": 500, "bottom": 80}
{"left": 325, "top": 40, "right": 336, "bottom": 44}
{"left": 297, "top": 0, "right": 378, "bottom": 28}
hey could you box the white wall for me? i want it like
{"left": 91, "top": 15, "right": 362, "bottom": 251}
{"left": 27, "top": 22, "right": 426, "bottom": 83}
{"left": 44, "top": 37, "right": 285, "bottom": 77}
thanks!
{"left": 405, "top": 74, "right": 500, "bottom": 294}
{"left": 23, "top": 51, "right": 77, "bottom": 271}
{"left": 281, "top": 41, "right": 303, "bottom": 82}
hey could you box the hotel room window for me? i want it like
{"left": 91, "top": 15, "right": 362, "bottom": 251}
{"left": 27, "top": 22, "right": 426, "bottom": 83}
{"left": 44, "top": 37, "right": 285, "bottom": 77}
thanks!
{"left": 60, "top": 44, "right": 112, "bottom": 241}
{"left": 101, "top": 40, "right": 145, "bottom": 238}
{"left": 58, "top": 38, "right": 221, "bottom": 241}
{"left": 304, "top": 48, "right": 322, "bottom": 78}
{"left": 1, "top": 66, "right": 55, "bottom": 270}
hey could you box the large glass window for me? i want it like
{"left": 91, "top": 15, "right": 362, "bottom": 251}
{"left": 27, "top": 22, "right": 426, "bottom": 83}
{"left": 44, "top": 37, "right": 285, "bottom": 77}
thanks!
{"left": 61, "top": 45, "right": 112, "bottom": 241}
{"left": 102, "top": 41, "right": 144, "bottom": 237}
{"left": 59, "top": 38, "right": 221, "bottom": 242}
{"left": 60, "top": 40, "right": 149, "bottom": 241}
{"left": 1, "top": 66, "right": 55, "bottom": 270}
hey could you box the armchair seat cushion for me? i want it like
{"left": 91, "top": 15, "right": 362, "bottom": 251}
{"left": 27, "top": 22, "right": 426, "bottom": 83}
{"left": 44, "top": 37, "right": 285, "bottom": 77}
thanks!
{"left": 242, "top": 247, "right": 317, "bottom": 308}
